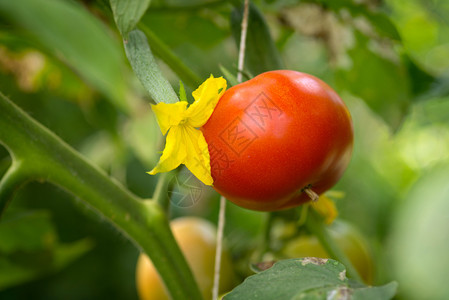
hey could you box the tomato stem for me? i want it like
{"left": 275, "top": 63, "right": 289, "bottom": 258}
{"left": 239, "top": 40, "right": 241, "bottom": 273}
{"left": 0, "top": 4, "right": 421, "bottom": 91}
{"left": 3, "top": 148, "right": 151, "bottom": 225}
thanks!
{"left": 304, "top": 188, "right": 319, "bottom": 202}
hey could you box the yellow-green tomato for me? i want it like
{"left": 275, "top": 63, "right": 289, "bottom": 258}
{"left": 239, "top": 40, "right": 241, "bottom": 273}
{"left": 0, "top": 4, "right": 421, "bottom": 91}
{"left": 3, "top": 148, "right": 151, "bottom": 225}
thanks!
{"left": 136, "top": 217, "right": 235, "bottom": 300}
{"left": 282, "top": 221, "right": 373, "bottom": 284}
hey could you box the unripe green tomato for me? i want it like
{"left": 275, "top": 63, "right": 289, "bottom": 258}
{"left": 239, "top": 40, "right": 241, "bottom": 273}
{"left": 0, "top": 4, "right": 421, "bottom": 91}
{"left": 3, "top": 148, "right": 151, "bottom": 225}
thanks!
{"left": 136, "top": 217, "right": 235, "bottom": 300}
{"left": 282, "top": 221, "right": 373, "bottom": 284}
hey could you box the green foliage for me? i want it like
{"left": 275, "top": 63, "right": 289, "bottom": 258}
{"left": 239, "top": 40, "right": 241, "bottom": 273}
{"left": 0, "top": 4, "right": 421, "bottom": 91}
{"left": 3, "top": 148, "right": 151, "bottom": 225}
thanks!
{"left": 224, "top": 258, "right": 397, "bottom": 300}
{"left": 390, "top": 164, "right": 449, "bottom": 300}
{"left": 0, "top": 0, "right": 129, "bottom": 112}
{"left": 231, "top": 2, "right": 284, "bottom": 75}
{"left": 0, "top": 92, "right": 201, "bottom": 300}
{"left": 0, "top": 210, "right": 92, "bottom": 290}
{"left": 0, "top": 0, "right": 448, "bottom": 299}
{"left": 139, "top": 25, "right": 202, "bottom": 89}
{"left": 178, "top": 81, "right": 188, "bottom": 102}
{"left": 334, "top": 30, "right": 410, "bottom": 129}
{"left": 313, "top": 0, "right": 401, "bottom": 40}
{"left": 219, "top": 65, "right": 239, "bottom": 87}
{"left": 386, "top": 0, "right": 449, "bottom": 75}
{"left": 124, "top": 29, "right": 179, "bottom": 104}
{"left": 110, "top": 0, "right": 151, "bottom": 38}
{"left": 141, "top": 6, "right": 232, "bottom": 81}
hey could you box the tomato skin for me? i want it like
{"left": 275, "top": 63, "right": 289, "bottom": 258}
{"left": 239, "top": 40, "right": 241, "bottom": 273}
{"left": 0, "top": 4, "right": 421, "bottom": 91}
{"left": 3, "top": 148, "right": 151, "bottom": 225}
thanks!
{"left": 202, "top": 70, "right": 353, "bottom": 211}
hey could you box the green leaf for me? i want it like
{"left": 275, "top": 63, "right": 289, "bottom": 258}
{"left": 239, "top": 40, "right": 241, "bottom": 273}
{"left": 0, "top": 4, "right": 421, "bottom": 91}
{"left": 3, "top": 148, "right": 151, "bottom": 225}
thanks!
{"left": 352, "top": 282, "right": 399, "bottom": 300}
{"left": 139, "top": 11, "right": 226, "bottom": 87}
{"left": 314, "top": 0, "right": 401, "bottom": 40}
{"left": 179, "top": 81, "right": 188, "bottom": 102}
{"left": 219, "top": 65, "right": 239, "bottom": 87}
{"left": 223, "top": 258, "right": 397, "bottom": 300}
{"left": 124, "top": 30, "right": 179, "bottom": 104}
{"left": 404, "top": 55, "right": 438, "bottom": 98}
{"left": 390, "top": 164, "right": 449, "bottom": 300}
{"left": 0, "top": 210, "right": 56, "bottom": 253}
{"left": 110, "top": 0, "right": 151, "bottom": 38}
{"left": 386, "top": 0, "right": 449, "bottom": 74}
{"left": 124, "top": 112, "right": 161, "bottom": 167}
{"left": 139, "top": 24, "right": 202, "bottom": 89}
{"left": 335, "top": 31, "right": 410, "bottom": 129}
{"left": 231, "top": 2, "right": 284, "bottom": 76}
{"left": 143, "top": 11, "right": 228, "bottom": 50}
{"left": 0, "top": 210, "right": 93, "bottom": 290}
{"left": 0, "top": 238, "right": 93, "bottom": 290}
{"left": 0, "top": 0, "right": 130, "bottom": 112}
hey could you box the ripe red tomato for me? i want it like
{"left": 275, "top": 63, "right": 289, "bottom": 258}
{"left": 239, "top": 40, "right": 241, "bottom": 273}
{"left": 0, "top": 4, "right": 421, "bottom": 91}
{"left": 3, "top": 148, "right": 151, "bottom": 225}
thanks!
{"left": 201, "top": 70, "right": 353, "bottom": 211}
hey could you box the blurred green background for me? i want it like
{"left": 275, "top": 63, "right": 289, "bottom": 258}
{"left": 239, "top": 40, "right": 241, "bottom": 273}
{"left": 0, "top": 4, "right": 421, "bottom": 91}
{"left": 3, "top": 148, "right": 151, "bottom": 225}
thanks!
{"left": 0, "top": 0, "right": 448, "bottom": 299}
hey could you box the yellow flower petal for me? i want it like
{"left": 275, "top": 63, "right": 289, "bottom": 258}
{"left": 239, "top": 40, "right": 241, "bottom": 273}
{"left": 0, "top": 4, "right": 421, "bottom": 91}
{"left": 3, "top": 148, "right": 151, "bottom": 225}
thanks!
{"left": 183, "top": 126, "right": 213, "bottom": 186}
{"left": 186, "top": 75, "right": 227, "bottom": 127}
{"left": 311, "top": 194, "right": 338, "bottom": 224}
{"left": 148, "top": 126, "right": 187, "bottom": 175}
{"left": 151, "top": 101, "right": 188, "bottom": 135}
{"left": 148, "top": 76, "right": 227, "bottom": 186}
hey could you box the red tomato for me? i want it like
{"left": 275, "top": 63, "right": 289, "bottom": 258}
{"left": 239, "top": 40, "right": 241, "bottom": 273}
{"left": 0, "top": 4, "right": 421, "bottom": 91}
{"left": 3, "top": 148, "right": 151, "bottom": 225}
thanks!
{"left": 201, "top": 70, "right": 353, "bottom": 211}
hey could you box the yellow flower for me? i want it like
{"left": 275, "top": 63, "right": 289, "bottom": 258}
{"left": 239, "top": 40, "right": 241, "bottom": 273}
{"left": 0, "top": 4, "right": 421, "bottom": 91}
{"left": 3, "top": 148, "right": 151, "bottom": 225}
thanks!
{"left": 148, "top": 75, "right": 227, "bottom": 185}
{"left": 311, "top": 194, "right": 338, "bottom": 224}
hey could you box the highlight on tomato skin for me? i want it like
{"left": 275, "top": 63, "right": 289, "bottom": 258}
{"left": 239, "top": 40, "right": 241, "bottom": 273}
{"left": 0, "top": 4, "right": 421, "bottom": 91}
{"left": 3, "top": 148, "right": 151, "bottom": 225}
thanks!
{"left": 201, "top": 70, "right": 354, "bottom": 212}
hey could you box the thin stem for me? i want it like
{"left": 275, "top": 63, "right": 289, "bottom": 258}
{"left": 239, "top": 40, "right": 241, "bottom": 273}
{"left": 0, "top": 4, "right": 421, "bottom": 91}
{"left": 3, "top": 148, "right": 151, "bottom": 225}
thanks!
{"left": 152, "top": 172, "right": 170, "bottom": 210}
{"left": 304, "top": 188, "right": 319, "bottom": 202}
{"left": 212, "top": 196, "right": 226, "bottom": 300}
{"left": 297, "top": 204, "right": 310, "bottom": 227}
{"left": 305, "top": 210, "right": 363, "bottom": 283}
{"left": 237, "top": 0, "right": 250, "bottom": 83}
{"left": 212, "top": 1, "right": 250, "bottom": 297}
{"left": 258, "top": 211, "right": 274, "bottom": 261}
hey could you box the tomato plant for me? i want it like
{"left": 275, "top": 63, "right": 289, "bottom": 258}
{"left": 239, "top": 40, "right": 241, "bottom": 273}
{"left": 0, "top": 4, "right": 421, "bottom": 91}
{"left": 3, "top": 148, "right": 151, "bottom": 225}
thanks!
{"left": 2, "top": 0, "right": 446, "bottom": 298}
{"left": 282, "top": 221, "right": 373, "bottom": 284}
{"left": 136, "top": 217, "right": 235, "bottom": 300}
{"left": 202, "top": 70, "right": 353, "bottom": 211}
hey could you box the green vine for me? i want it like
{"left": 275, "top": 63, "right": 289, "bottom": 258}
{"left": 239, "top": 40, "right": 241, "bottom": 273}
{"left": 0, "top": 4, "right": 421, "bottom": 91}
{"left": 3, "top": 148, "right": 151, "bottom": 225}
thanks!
{"left": 0, "top": 92, "right": 202, "bottom": 300}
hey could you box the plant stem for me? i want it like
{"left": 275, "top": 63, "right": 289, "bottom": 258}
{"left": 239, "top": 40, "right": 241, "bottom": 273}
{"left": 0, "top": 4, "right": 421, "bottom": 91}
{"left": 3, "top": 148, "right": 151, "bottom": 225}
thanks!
{"left": 0, "top": 92, "right": 203, "bottom": 300}
{"left": 236, "top": 0, "right": 250, "bottom": 83}
{"left": 260, "top": 212, "right": 274, "bottom": 260}
{"left": 304, "top": 188, "right": 319, "bottom": 202}
{"left": 305, "top": 210, "right": 363, "bottom": 283}
{"left": 152, "top": 172, "right": 170, "bottom": 210}
{"left": 0, "top": 160, "right": 30, "bottom": 215}
{"left": 212, "top": 196, "right": 226, "bottom": 300}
